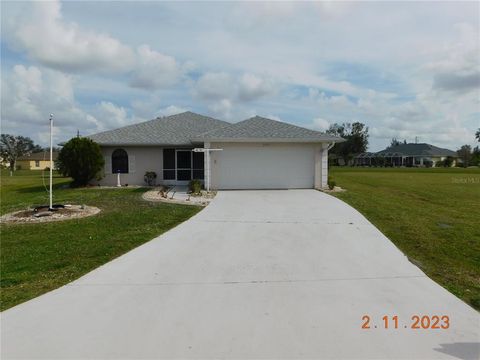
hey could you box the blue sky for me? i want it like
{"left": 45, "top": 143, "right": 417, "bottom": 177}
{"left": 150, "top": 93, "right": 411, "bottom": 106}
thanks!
{"left": 1, "top": 1, "right": 479, "bottom": 151}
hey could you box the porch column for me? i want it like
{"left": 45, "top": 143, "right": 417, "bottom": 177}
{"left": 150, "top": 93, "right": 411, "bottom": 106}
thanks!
{"left": 315, "top": 143, "right": 329, "bottom": 189}
{"left": 321, "top": 143, "right": 329, "bottom": 188}
{"left": 314, "top": 144, "right": 322, "bottom": 189}
{"left": 204, "top": 142, "right": 211, "bottom": 190}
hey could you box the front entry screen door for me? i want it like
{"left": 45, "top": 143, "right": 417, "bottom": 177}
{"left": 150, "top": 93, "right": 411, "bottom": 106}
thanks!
{"left": 176, "top": 150, "right": 192, "bottom": 181}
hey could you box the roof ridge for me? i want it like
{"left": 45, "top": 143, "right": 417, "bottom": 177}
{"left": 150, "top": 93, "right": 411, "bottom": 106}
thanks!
{"left": 87, "top": 111, "right": 227, "bottom": 138}
{"left": 192, "top": 114, "right": 344, "bottom": 142}
{"left": 86, "top": 116, "right": 163, "bottom": 138}
{"left": 239, "top": 115, "right": 329, "bottom": 135}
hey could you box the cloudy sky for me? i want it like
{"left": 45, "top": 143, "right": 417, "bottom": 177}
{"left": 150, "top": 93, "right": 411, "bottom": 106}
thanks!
{"left": 1, "top": 1, "right": 479, "bottom": 150}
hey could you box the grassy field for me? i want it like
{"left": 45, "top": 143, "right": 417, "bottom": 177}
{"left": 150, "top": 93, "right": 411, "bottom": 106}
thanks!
{"left": 0, "top": 170, "right": 201, "bottom": 311}
{"left": 330, "top": 167, "right": 480, "bottom": 310}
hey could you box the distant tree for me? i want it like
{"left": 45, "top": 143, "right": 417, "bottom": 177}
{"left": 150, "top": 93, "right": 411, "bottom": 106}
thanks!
{"left": 457, "top": 145, "right": 472, "bottom": 167}
{"left": 471, "top": 146, "right": 480, "bottom": 166}
{"left": 435, "top": 156, "right": 454, "bottom": 167}
{"left": 390, "top": 138, "right": 401, "bottom": 147}
{"left": 0, "top": 134, "right": 36, "bottom": 175}
{"left": 403, "top": 139, "right": 407, "bottom": 144}
{"left": 32, "top": 146, "right": 61, "bottom": 153}
{"left": 31, "top": 144, "right": 43, "bottom": 153}
{"left": 476, "top": 128, "right": 480, "bottom": 142}
{"left": 57, "top": 137, "right": 104, "bottom": 186}
{"left": 327, "top": 122, "right": 369, "bottom": 164}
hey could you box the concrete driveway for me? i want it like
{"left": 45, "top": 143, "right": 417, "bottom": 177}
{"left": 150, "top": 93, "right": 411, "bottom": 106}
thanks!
{"left": 2, "top": 190, "right": 479, "bottom": 359}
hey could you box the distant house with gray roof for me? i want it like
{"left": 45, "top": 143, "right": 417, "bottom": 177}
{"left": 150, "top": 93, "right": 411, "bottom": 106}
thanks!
{"left": 88, "top": 111, "right": 344, "bottom": 189}
{"left": 354, "top": 143, "right": 457, "bottom": 167}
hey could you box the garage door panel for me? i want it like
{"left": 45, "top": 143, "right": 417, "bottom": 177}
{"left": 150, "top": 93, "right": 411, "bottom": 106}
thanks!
{"left": 213, "top": 144, "right": 315, "bottom": 189}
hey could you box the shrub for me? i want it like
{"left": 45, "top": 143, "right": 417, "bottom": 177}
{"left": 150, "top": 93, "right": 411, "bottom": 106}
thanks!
{"left": 188, "top": 179, "right": 202, "bottom": 194}
{"left": 57, "top": 137, "right": 104, "bottom": 186}
{"left": 444, "top": 156, "right": 454, "bottom": 167}
{"left": 327, "top": 176, "right": 336, "bottom": 190}
{"left": 144, "top": 171, "right": 157, "bottom": 186}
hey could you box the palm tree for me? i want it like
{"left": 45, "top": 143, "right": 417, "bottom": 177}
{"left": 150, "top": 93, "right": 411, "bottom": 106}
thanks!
{"left": 476, "top": 128, "right": 480, "bottom": 142}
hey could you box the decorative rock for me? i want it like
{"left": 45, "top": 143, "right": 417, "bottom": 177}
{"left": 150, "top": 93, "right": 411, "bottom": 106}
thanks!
{"left": 0, "top": 205, "right": 101, "bottom": 224}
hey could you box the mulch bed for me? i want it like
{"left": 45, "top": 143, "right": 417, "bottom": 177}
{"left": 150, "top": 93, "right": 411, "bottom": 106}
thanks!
{"left": 1, "top": 205, "right": 101, "bottom": 224}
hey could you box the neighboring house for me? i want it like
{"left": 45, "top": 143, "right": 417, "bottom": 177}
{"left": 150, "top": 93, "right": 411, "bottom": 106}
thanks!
{"left": 354, "top": 143, "right": 457, "bottom": 167}
{"left": 16, "top": 152, "right": 58, "bottom": 170}
{"left": 88, "top": 111, "right": 344, "bottom": 189}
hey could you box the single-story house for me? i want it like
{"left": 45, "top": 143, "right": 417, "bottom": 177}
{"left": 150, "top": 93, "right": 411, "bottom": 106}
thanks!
{"left": 16, "top": 152, "right": 58, "bottom": 170}
{"left": 354, "top": 143, "right": 457, "bottom": 167}
{"left": 88, "top": 111, "right": 344, "bottom": 189}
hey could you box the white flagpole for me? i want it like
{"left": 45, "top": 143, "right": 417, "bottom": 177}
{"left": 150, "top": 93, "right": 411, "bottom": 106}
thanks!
{"left": 49, "top": 114, "right": 53, "bottom": 210}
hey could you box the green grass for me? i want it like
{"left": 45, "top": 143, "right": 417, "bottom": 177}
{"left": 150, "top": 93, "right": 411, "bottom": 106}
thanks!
{"left": 0, "top": 170, "right": 201, "bottom": 311}
{"left": 329, "top": 167, "right": 480, "bottom": 310}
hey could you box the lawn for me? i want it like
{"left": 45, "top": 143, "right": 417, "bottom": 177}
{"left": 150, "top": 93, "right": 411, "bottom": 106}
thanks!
{"left": 0, "top": 170, "right": 201, "bottom": 311}
{"left": 329, "top": 167, "right": 480, "bottom": 310}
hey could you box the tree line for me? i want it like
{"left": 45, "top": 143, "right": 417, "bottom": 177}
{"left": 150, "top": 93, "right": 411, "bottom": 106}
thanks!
{"left": 326, "top": 124, "right": 480, "bottom": 167}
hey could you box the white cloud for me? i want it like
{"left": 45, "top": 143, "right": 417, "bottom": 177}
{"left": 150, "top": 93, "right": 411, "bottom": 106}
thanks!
{"left": 194, "top": 72, "right": 275, "bottom": 102}
{"left": 156, "top": 105, "right": 188, "bottom": 117}
{"left": 1, "top": 65, "right": 99, "bottom": 145}
{"left": 238, "top": 73, "right": 276, "bottom": 101}
{"left": 4, "top": 1, "right": 185, "bottom": 90}
{"left": 266, "top": 114, "right": 282, "bottom": 121}
{"left": 130, "top": 45, "right": 183, "bottom": 90}
{"left": 192, "top": 72, "right": 276, "bottom": 119}
{"left": 93, "top": 101, "right": 130, "bottom": 131}
{"left": 310, "top": 118, "right": 330, "bottom": 132}
{"left": 7, "top": 1, "right": 135, "bottom": 73}
{"left": 208, "top": 99, "right": 233, "bottom": 119}
{"left": 425, "top": 23, "right": 480, "bottom": 94}
{"left": 194, "top": 72, "right": 235, "bottom": 100}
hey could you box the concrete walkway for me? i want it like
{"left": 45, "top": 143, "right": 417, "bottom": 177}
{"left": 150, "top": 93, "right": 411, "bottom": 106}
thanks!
{"left": 2, "top": 190, "right": 479, "bottom": 359}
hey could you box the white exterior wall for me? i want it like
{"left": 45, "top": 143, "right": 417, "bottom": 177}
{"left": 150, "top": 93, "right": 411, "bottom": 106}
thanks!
{"left": 95, "top": 146, "right": 163, "bottom": 186}
{"left": 94, "top": 143, "right": 332, "bottom": 189}
{"left": 209, "top": 142, "right": 330, "bottom": 190}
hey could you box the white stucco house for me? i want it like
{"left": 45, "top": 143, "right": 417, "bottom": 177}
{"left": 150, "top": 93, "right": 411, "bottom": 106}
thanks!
{"left": 88, "top": 111, "right": 344, "bottom": 190}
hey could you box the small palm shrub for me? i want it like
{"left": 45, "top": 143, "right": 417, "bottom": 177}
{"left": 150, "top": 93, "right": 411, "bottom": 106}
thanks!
{"left": 188, "top": 179, "right": 202, "bottom": 195}
{"left": 328, "top": 176, "right": 336, "bottom": 190}
{"left": 144, "top": 171, "right": 157, "bottom": 186}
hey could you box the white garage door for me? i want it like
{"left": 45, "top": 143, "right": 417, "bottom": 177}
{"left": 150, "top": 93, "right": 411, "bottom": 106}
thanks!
{"left": 213, "top": 143, "right": 315, "bottom": 189}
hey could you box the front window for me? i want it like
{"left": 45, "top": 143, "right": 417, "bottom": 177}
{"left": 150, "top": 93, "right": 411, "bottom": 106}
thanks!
{"left": 112, "top": 148, "right": 129, "bottom": 173}
{"left": 192, "top": 151, "right": 204, "bottom": 179}
{"left": 163, "top": 149, "right": 176, "bottom": 180}
{"left": 35, "top": 160, "right": 40, "bottom": 167}
{"left": 162, "top": 149, "right": 204, "bottom": 181}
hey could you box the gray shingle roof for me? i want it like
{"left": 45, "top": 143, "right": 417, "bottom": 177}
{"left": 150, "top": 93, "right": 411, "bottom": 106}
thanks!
{"left": 376, "top": 143, "right": 457, "bottom": 157}
{"left": 88, "top": 112, "right": 344, "bottom": 146}
{"left": 194, "top": 116, "right": 344, "bottom": 143}
{"left": 88, "top": 112, "right": 229, "bottom": 146}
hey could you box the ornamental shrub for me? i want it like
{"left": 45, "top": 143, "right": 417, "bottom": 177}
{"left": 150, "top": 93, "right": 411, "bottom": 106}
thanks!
{"left": 328, "top": 176, "right": 336, "bottom": 190}
{"left": 144, "top": 171, "right": 157, "bottom": 186}
{"left": 188, "top": 179, "right": 202, "bottom": 194}
{"left": 57, "top": 137, "right": 104, "bottom": 186}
